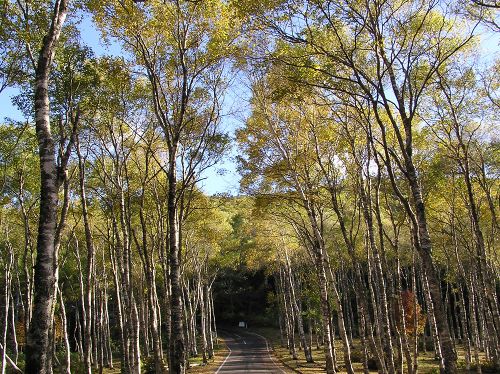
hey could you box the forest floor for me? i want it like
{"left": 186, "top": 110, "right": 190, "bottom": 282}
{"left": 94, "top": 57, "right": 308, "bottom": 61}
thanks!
{"left": 252, "top": 327, "right": 493, "bottom": 374}
{"left": 186, "top": 340, "right": 230, "bottom": 373}
{"left": 93, "top": 328, "right": 494, "bottom": 373}
{"left": 97, "top": 340, "right": 229, "bottom": 374}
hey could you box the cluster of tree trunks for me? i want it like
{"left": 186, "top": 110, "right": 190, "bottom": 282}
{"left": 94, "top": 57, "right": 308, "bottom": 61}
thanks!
{"left": 0, "top": 0, "right": 228, "bottom": 373}
{"left": 0, "top": 118, "right": 221, "bottom": 374}
{"left": 237, "top": 1, "right": 499, "bottom": 373}
{"left": 246, "top": 87, "right": 499, "bottom": 372}
{"left": 247, "top": 88, "right": 500, "bottom": 372}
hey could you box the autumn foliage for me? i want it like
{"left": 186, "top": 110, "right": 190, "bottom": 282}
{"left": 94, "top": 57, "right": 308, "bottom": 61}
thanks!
{"left": 395, "top": 290, "right": 426, "bottom": 336}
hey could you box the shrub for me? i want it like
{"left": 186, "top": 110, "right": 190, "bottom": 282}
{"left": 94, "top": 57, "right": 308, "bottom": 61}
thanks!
{"left": 142, "top": 356, "right": 168, "bottom": 374}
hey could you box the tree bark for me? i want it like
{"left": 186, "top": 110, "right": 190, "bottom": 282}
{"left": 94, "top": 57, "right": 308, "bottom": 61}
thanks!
{"left": 77, "top": 138, "right": 95, "bottom": 374}
{"left": 57, "top": 286, "right": 71, "bottom": 374}
{"left": 25, "top": 1, "right": 71, "bottom": 372}
{"left": 168, "top": 157, "right": 186, "bottom": 374}
{"left": 283, "top": 249, "right": 313, "bottom": 363}
{"left": 1, "top": 247, "right": 13, "bottom": 374}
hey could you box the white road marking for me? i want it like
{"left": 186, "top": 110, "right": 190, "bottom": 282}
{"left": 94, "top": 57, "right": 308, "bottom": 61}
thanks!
{"left": 215, "top": 344, "right": 232, "bottom": 374}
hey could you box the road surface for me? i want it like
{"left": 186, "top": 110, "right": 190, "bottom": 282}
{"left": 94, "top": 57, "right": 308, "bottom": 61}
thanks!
{"left": 216, "top": 329, "right": 289, "bottom": 373}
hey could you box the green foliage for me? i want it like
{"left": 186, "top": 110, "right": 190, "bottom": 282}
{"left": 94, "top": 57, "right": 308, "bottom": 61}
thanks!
{"left": 142, "top": 356, "right": 167, "bottom": 374}
{"left": 0, "top": 1, "right": 498, "bottom": 372}
{"left": 0, "top": 122, "right": 39, "bottom": 197}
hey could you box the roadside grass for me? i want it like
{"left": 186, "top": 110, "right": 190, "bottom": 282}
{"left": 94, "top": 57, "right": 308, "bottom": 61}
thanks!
{"left": 251, "top": 327, "right": 493, "bottom": 374}
{"left": 14, "top": 331, "right": 492, "bottom": 373}
{"left": 99, "top": 338, "right": 229, "bottom": 373}
{"left": 186, "top": 340, "right": 229, "bottom": 373}
{"left": 101, "top": 360, "right": 121, "bottom": 374}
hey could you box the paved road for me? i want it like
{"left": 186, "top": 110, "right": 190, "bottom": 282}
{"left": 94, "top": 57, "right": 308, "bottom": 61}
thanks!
{"left": 216, "top": 329, "right": 288, "bottom": 373}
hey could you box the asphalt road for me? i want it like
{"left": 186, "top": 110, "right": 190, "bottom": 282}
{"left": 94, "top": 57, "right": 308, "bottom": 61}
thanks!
{"left": 216, "top": 329, "right": 288, "bottom": 373}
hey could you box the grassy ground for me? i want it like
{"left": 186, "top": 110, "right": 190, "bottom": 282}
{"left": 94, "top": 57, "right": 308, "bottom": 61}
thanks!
{"left": 186, "top": 340, "right": 229, "bottom": 374}
{"left": 98, "top": 339, "right": 229, "bottom": 374}
{"left": 40, "top": 331, "right": 493, "bottom": 373}
{"left": 252, "top": 327, "right": 493, "bottom": 374}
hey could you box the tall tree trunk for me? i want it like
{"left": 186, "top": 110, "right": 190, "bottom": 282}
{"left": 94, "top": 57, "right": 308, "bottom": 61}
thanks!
{"left": 422, "top": 272, "right": 443, "bottom": 365}
{"left": 1, "top": 247, "right": 13, "bottom": 374}
{"left": 149, "top": 275, "right": 164, "bottom": 373}
{"left": 77, "top": 138, "right": 95, "bottom": 374}
{"left": 358, "top": 166, "right": 396, "bottom": 373}
{"left": 284, "top": 249, "right": 313, "bottom": 363}
{"left": 10, "top": 291, "right": 18, "bottom": 365}
{"left": 57, "top": 286, "right": 70, "bottom": 374}
{"left": 374, "top": 115, "right": 458, "bottom": 373}
{"left": 103, "top": 286, "right": 113, "bottom": 369}
{"left": 404, "top": 150, "right": 457, "bottom": 374}
{"left": 457, "top": 284, "right": 471, "bottom": 371}
{"left": 279, "top": 266, "right": 296, "bottom": 357}
{"left": 441, "top": 80, "right": 500, "bottom": 355}
{"left": 135, "top": 169, "right": 164, "bottom": 373}
{"left": 304, "top": 200, "right": 350, "bottom": 373}
{"left": 25, "top": 1, "right": 70, "bottom": 372}
{"left": 207, "top": 289, "right": 214, "bottom": 359}
{"left": 468, "top": 276, "right": 482, "bottom": 374}
{"left": 205, "top": 283, "right": 214, "bottom": 359}
{"left": 130, "top": 297, "right": 141, "bottom": 374}
{"left": 315, "top": 253, "right": 336, "bottom": 374}
{"left": 168, "top": 157, "right": 185, "bottom": 374}
{"left": 19, "top": 180, "right": 34, "bottom": 339}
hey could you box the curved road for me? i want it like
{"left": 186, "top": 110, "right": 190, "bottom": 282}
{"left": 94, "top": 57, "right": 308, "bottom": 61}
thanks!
{"left": 216, "top": 330, "right": 289, "bottom": 373}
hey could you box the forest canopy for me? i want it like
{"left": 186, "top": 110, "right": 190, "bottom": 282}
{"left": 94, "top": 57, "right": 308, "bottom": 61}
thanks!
{"left": 0, "top": 0, "right": 498, "bottom": 374}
